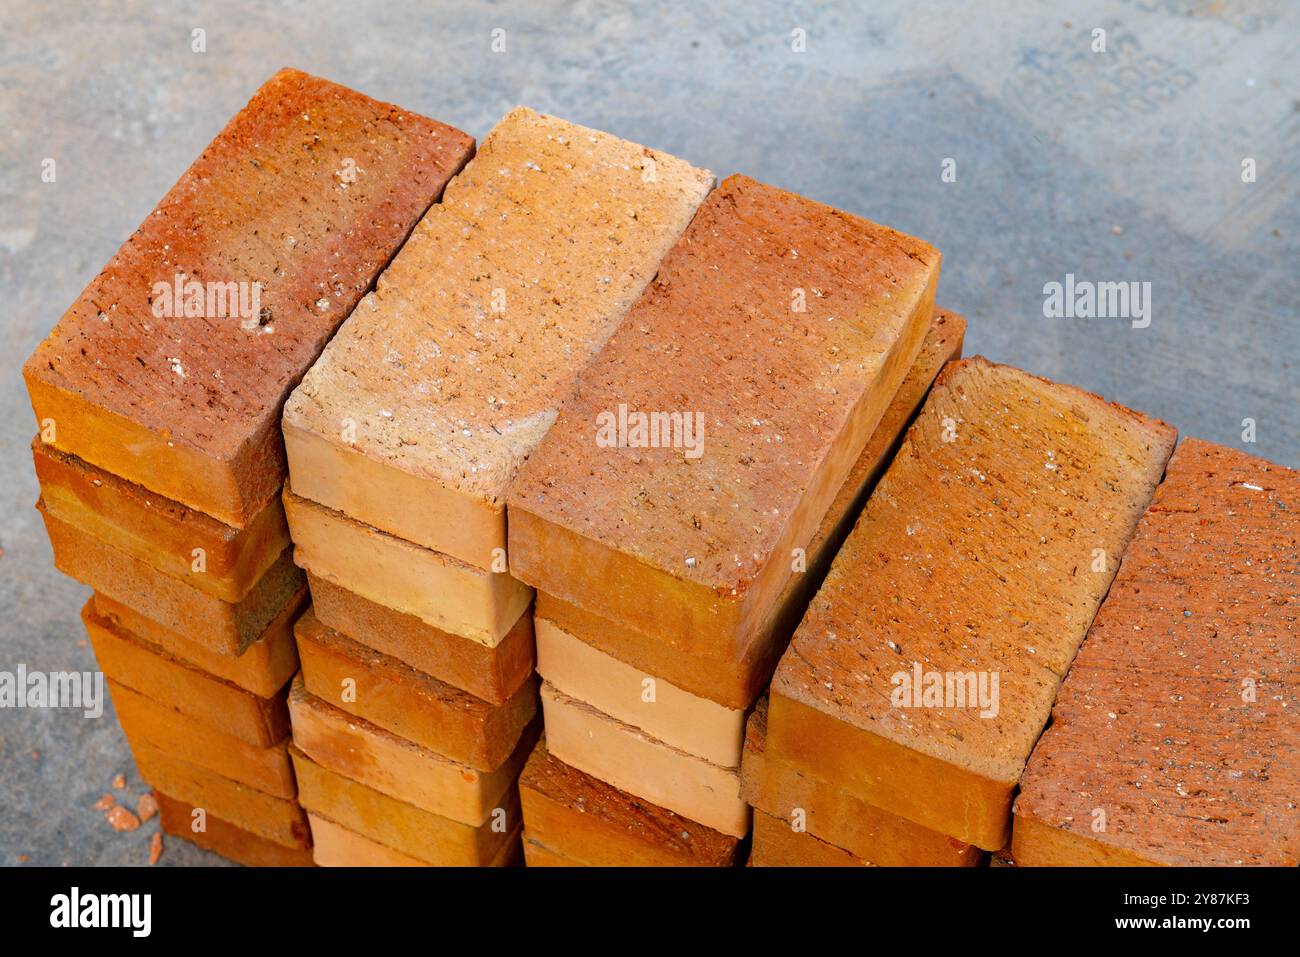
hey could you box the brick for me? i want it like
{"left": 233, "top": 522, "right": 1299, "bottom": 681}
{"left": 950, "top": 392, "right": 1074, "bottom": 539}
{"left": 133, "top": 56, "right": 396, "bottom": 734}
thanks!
{"left": 131, "top": 742, "right": 309, "bottom": 848}
{"left": 740, "top": 697, "right": 981, "bottom": 866}
{"left": 92, "top": 588, "right": 303, "bottom": 699}
{"left": 290, "top": 746, "right": 520, "bottom": 866}
{"left": 750, "top": 810, "right": 869, "bottom": 867}
{"left": 156, "top": 791, "right": 314, "bottom": 867}
{"left": 307, "top": 572, "right": 533, "bottom": 705}
{"left": 295, "top": 608, "right": 537, "bottom": 769}
{"left": 84, "top": 600, "right": 289, "bottom": 746}
{"left": 23, "top": 68, "right": 473, "bottom": 527}
{"left": 284, "top": 486, "right": 530, "bottom": 645}
{"left": 540, "top": 682, "right": 749, "bottom": 837}
{"left": 288, "top": 675, "right": 536, "bottom": 826}
{"left": 309, "top": 813, "right": 522, "bottom": 866}
{"left": 307, "top": 813, "right": 428, "bottom": 866}
{"left": 41, "top": 504, "right": 303, "bottom": 654}
{"left": 111, "top": 680, "right": 295, "bottom": 797}
{"left": 508, "top": 174, "right": 941, "bottom": 662}
{"left": 521, "top": 838, "right": 574, "bottom": 867}
{"left": 33, "top": 439, "right": 289, "bottom": 602}
{"left": 519, "top": 737, "right": 740, "bottom": 867}
{"left": 283, "top": 107, "right": 713, "bottom": 566}
{"left": 527, "top": 308, "right": 964, "bottom": 712}
{"left": 1013, "top": 438, "right": 1299, "bottom": 866}
{"left": 769, "top": 358, "right": 1177, "bottom": 850}
{"left": 535, "top": 614, "right": 743, "bottom": 767}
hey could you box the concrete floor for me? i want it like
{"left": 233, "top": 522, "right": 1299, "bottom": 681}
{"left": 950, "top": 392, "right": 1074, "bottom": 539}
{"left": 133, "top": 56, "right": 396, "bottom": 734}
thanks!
{"left": 1, "top": 1, "right": 1296, "bottom": 866}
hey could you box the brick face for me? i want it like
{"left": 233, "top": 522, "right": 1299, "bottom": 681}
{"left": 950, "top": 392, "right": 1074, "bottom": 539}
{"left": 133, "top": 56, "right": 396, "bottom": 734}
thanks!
{"left": 769, "top": 357, "right": 1177, "bottom": 850}
{"left": 1014, "top": 438, "right": 1299, "bottom": 866}
{"left": 508, "top": 174, "right": 940, "bottom": 660}
{"left": 24, "top": 69, "right": 473, "bottom": 526}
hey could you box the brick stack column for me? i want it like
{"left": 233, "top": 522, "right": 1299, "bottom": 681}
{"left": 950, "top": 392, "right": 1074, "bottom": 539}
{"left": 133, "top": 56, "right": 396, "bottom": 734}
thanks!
{"left": 23, "top": 69, "right": 472, "bottom": 866}
{"left": 507, "top": 175, "right": 946, "bottom": 865}
{"left": 279, "top": 107, "right": 712, "bottom": 866}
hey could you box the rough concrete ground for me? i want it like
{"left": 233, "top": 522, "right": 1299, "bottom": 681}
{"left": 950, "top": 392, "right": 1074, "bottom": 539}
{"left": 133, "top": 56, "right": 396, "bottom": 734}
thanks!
{"left": 0, "top": 1, "right": 1296, "bottom": 865}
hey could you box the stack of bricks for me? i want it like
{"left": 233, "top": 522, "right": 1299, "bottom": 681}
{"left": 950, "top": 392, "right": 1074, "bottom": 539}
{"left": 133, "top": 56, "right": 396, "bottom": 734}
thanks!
{"left": 22, "top": 69, "right": 473, "bottom": 866}
{"left": 748, "top": 358, "right": 1179, "bottom": 864}
{"left": 507, "top": 174, "right": 949, "bottom": 865}
{"left": 278, "top": 108, "right": 713, "bottom": 865}
{"left": 1013, "top": 437, "right": 1298, "bottom": 866}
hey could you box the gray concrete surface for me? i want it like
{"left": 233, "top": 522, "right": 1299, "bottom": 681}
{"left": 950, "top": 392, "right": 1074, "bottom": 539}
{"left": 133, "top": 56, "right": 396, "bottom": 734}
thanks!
{"left": 1, "top": 1, "right": 1296, "bottom": 866}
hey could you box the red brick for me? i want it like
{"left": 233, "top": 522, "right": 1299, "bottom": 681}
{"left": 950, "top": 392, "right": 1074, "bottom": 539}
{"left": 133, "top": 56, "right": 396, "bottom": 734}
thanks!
{"left": 769, "top": 358, "right": 1177, "bottom": 850}
{"left": 1014, "top": 438, "right": 1299, "bottom": 866}
{"left": 23, "top": 69, "right": 473, "bottom": 527}
{"left": 508, "top": 174, "right": 940, "bottom": 662}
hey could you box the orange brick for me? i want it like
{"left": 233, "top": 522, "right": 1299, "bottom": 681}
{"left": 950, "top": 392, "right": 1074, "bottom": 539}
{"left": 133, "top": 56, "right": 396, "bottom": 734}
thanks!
{"left": 740, "top": 697, "right": 981, "bottom": 866}
{"left": 34, "top": 439, "right": 289, "bottom": 601}
{"left": 84, "top": 600, "right": 288, "bottom": 746}
{"left": 24, "top": 69, "right": 473, "bottom": 527}
{"left": 283, "top": 108, "right": 712, "bottom": 566}
{"left": 519, "top": 737, "right": 739, "bottom": 867}
{"left": 308, "top": 813, "right": 522, "bottom": 867}
{"left": 509, "top": 175, "right": 940, "bottom": 662}
{"left": 41, "top": 504, "right": 302, "bottom": 654}
{"left": 770, "top": 358, "right": 1177, "bottom": 850}
{"left": 288, "top": 675, "right": 536, "bottom": 826}
{"left": 291, "top": 746, "right": 519, "bottom": 866}
{"left": 750, "top": 810, "right": 869, "bottom": 867}
{"left": 92, "top": 588, "right": 303, "bottom": 699}
{"left": 1014, "top": 439, "right": 1299, "bottom": 866}
{"left": 130, "top": 741, "right": 308, "bottom": 848}
{"left": 307, "top": 572, "right": 534, "bottom": 705}
{"left": 296, "top": 609, "right": 536, "bottom": 769}
{"left": 156, "top": 791, "right": 314, "bottom": 867}
{"left": 111, "top": 680, "right": 294, "bottom": 798}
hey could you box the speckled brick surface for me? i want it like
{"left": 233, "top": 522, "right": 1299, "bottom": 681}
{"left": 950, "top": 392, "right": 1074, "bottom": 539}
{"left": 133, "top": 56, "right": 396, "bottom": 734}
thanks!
{"left": 519, "top": 737, "right": 740, "bottom": 867}
{"left": 770, "top": 357, "right": 1177, "bottom": 849}
{"left": 509, "top": 173, "right": 939, "bottom": 659}
{"left": 283, "top": 107, "right": 712, "bottom": 563}
{"left": 1014, "top": 438, "right": 1299, "bottom": 866}
{"left": 23, "top": 68, "right": 472, "bottom": 526}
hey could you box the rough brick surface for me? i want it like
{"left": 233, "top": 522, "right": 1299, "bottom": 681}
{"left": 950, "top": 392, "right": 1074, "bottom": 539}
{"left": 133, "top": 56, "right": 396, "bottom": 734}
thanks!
{"left": 529, "top": 308, "right": 964, "bottom": 711}
{"left": 770, "top": 358, "right": 1177, "bottom": 849}
{"left": 84, "top": 600, "right": 289, "bottom": 746}
{"left": 541, "top": 682, "right": 749, "bottom": 837}
{"left": 131, "top": 742, "right": 309, "bottom": 848}
{"left": 306, "top": 573, "right": 534, "bottom": 705}
{"left": 740, "top": 697, "right": 982, "bottom": 866}
{"left": 156, "top": 791, "right": 315, "bottom": 867}
{"left": 283, "top": 107, "right": 712, "bottom": 565}
{"left": 24, "top": 68, "right": 473, "bottom": 527}
{"left": 535, "top": 615, "right": 743, "bottom": 767}
{"left": 508, "top": 174, "right": 940, "bottom": 660}
{"left": 92, "top": 588, "right": 304, "bottom": 699}
{"left": 308, "top": 813, "right": 521, "bottom": 867}
{"left": 291, "top": 746, "right": 520, "bottom": 866}
{"left": 750, "top": 810, "right": 869, "bottom": 867}
{"left": 111, "top": 679, "right": 295, "bottom": 797}
{"left": 519, "top": 737, "right": 740, "bottom": 867}
{"left": 34, "top": 439, "right": 290, "bottom": 601}
{"left": 284, "top": 485, "right": 530, "bottom": 645}
{"left": 288, "top": 675, "right": 536, "bottom": 826}
{"left": 1014, "top": 438, "right": 1299, "bottom": 866}
{"left": 41, "top": 502, "right": 303, "bottom": 653}
{"left": 295, "top": 608, "right": 537, "bottom": 769}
